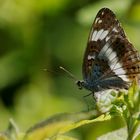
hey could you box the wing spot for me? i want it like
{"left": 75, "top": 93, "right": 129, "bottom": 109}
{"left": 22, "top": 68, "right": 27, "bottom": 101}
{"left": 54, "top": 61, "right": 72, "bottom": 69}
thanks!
{"left": 115, "top": 40, "right": 120, "bottom": 45}
{"left": 101, "top": 58, "right": 105, "bottom": 62}
{"left": 98, "top": 20, "right": 102, "bottom": 23}
{"left": 99, "top": 30, "right": 109, "bottom": 40}
{"left": 132, "top": 66, "right": 136, "bottom": 70}
{"left": 108, "top": 51, "right": 117, "bottom": 61}
{"left": 95, "top": 17, "right": 99, "bottom": 23}
{"left": 90, "top": 45, "right": 93, "bottom": 48}
{"left": 92, "top": 30, "right": 109, "bottom": 41}
{"left": 87, "top": 55, "right": 95, "bottom": 60}
{"left": 112, "top": 27, "right": 118, "bottom": 32}
{"left": 94, "top": 29, "right": 104, "bottom": 41}
{"left": 91, "top": 30, "right": 97, "bottom": 41}
{"left": 105, "top": 36, "right": 110, "bottom": 42}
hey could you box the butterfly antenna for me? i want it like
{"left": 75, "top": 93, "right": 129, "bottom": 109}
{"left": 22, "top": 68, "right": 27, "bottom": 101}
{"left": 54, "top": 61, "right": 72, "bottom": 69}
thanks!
{"left": 42, "top": 68, "right": 63, "bottom": 77}
{"left": 59, "top": 66, "right": 78, "bottom": 81}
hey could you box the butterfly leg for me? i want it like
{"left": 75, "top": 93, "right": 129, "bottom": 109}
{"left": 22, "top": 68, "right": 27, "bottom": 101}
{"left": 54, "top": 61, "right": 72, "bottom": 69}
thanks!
{"left": 83, "top": 92, "right": 93, "bottom": 98}
{"left": 83, "top": 92, "right": 96, "bottom": 111}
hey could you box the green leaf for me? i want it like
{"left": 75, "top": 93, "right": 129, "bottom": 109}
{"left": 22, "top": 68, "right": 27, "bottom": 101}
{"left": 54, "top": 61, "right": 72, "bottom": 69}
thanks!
{"left": 97, "top": 127, "right": 127, "bottom": 140}
{"left": 96, "top": 123, "right": 140, "bottom": 140}
{"left": 51, "top": 135, "right": 78, "bottom": 140}
{"left": 0, "top": 119, "right": 24, "bottom": 140}
{"left": 25, "top": 111, "right": 112, "bottom": 140}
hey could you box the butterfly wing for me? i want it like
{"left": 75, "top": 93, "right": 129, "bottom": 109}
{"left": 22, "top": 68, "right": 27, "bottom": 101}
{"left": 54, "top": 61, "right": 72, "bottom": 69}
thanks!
{"left": 82, "top": 8, "right": 140, "bottom": 91}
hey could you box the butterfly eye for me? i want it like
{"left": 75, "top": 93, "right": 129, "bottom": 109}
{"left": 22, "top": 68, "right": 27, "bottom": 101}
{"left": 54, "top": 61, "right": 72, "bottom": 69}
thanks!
{"left": 76, "top": 80, "right": 84, "bottom": 90}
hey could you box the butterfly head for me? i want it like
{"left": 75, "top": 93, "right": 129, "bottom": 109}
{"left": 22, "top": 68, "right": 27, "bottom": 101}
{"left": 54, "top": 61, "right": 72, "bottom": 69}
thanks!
{"left": 76, "top": 80, "right": 85, "bottom": 90}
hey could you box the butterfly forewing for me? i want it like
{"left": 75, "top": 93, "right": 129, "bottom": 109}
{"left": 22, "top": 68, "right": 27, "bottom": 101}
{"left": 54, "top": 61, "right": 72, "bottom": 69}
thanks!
{"left": 82, "top": 8, "right": 140, "bottom": 92}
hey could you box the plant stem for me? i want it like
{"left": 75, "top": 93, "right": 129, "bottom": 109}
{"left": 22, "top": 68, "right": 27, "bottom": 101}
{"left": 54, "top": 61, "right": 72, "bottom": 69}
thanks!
{"left": 127, "top": 116, "right": 139, "bottom": 140}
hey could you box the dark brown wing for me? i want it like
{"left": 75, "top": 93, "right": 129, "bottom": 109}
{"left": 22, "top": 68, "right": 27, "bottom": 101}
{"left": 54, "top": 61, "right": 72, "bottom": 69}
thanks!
{"left": 82, "top": 8, "right": 126, "bottom": 81}
{"left": 82, "top": 8, "right": 140, "bottom": 90}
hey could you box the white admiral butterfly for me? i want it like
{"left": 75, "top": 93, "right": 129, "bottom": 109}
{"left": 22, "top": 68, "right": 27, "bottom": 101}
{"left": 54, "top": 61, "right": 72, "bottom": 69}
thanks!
{"left": 76, "top": 8, "right": 140, "bottom": 96}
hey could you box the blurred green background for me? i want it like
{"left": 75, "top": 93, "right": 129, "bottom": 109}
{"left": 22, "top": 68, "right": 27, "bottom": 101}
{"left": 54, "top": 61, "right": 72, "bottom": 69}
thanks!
{"left": 0, "top": 0, "right": 140, "bottom": 139}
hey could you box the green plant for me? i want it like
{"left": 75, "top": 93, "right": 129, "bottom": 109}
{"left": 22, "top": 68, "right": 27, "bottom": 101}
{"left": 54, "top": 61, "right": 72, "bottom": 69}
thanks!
{"left": 0, "top": 82, "right": 140, "bottom": 140}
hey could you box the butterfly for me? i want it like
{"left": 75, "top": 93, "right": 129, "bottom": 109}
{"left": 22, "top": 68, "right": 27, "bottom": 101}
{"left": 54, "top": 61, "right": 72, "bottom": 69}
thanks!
{"left": 76, "top": 8, "right": 140, "bottom": 97}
